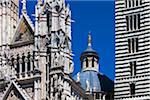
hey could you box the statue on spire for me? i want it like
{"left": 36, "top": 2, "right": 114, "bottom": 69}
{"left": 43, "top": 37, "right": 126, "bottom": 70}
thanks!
{"left": 88, "top": 32, "right": 92, "bottom": 47}
{"left": 38, "top": 0, "right": 43, "bottom": 5}
{"left": 22, "top": 0, "right": 27, "bottom": 14}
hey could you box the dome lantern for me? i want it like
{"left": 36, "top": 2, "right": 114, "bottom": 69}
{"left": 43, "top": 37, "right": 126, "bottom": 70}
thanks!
{"left": 80, "top": 33, "right": 99, "bottom": 72}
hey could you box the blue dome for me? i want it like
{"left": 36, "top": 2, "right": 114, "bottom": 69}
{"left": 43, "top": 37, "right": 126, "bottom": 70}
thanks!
{"left": 73, "top": 70, "right": 114, "bottom": 93}
{"left": 74, "top": 34, "right": 114, "bottom": 93}
{"left": 74, "top": 71, "right": 101, "bottom": 92}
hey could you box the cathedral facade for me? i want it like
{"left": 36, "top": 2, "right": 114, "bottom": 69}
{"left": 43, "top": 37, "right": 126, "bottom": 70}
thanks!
{"left": 115, "top": 0, "right": 150, "bottom": 100}
{"left": 0, "top": 0, "right": 113, "bottom": 100}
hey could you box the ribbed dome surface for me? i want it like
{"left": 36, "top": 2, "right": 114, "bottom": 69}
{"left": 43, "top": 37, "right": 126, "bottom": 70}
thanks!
{"left": 73, "top": 70, "right": 114, "bottom": 93}
{"left": 79, "top": 71, "right": 101, "bottom": 92}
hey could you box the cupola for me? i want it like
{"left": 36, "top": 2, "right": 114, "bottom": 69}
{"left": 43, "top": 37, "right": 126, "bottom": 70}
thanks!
{"left": 80, "top": 33, "right": 99, "bottom": 72}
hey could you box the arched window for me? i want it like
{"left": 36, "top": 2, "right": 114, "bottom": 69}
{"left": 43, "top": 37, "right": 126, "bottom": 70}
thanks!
{"left": 27, "top": 54, "right": 31, "bottom": 71}
{"left": 22, "top": 56, "right": 25, "bottom": 72}
{"left": 16, "top": 56, "right": 20, "bottom": 73}
{"left": 130, "top": 83, "right": 135, "bottom": 95}
{"left": 47, "top": 12, "right": 52, "bottom": 32}
{"left": 96, "top": 93, "right": 100, "bottom": 99}
{"left": 86, "top": 58, "right": 88, "bottom": 68}
{"left": 92, "top": 57, "right": 95, "bottom": 67}
{"left": 11, "top": 58, "right": 14, "bottom": 70}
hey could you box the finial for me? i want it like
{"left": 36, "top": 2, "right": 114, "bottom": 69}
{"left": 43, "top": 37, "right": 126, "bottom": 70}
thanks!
{"left": 22, "top": 0, "right": 27, "bottom": 14}
{"left": 88, "top": 32, "right": 92, "bottom": 47}
{"left": 67, "top": 4, "right": 70, "bottom": 9}
{"left": 38, "top": 0, "right": 43, "bottom": 5}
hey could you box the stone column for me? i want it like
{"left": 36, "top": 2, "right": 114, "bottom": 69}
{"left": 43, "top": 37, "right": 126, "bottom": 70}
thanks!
{"left": 34, "top": 5, "right": 39, "bottom": 51}
{"left": 1, "top": 1, "right": 7, "bottom": 72}
{"left": 34, "top": 79, "right": 41, "bottom": 100}
{"left": 24, "top": 56, "right": 28, "bottom": 78}
{"left": 99, "top": 93, "right": 102, "bottom": 100}
{"left": 102, "top": 94, "right": 106, "bottom": 100}
{"left": 13, "top": 58, "right": 17, "bottom": 78}
{"left": 7, "top": 1, "right": 11, "bottom": 44}
{"left": 30, "top": 56, "right": 33, "bottom": 77}
{"left": 88, "top": 57, "right": 92, "bottom": 67}
{"left": 10, "top": 2, "right": 14, "bottom": 40}
{"left": 2, "top": 1, "right": 6, "bottom": 46}
{"left": 33, "top": 52, "right": 41, "bottom": 100}
{"left": 65, "top": 5, "right": 71, "bottom": 40}
{"left": 93, "top": 93, "right": 96, "bottom": 100}
{"left": 13, "top": 4, "right": 17, "bottom": 34}
{"left": 0, "top": 2, "right": 2, "bottom": 46}
{"left": 50, "top": 77, "right": 54, "bottom": 100}
{"left": 130, "top": 0, "right": 133, "bottom": 7}
{"left": 138, "top": 0, "right": 141, "bottom": 6}
{"left": 126, "top": 0, "right": 128, "bottom": 8}
{"left": 128, "top": 16, "right": 131, "bottom": 31}
{"left": 19, "top": 55, "right": 23, "bottom": 79}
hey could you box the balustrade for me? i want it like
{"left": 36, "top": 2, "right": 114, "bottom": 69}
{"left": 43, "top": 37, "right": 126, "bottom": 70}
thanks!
{"left": 8, "top": 53, "right": 34, "bottom": 79}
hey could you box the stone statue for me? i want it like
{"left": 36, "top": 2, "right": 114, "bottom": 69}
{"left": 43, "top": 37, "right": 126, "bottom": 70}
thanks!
{"left": 77, "top": 72, "right": 80, "bottom": 82}
{"left": 59, "top": 51, "right": 65, "bottom": 67}
{"left": 69, "top": 61, "right": 74, "bottom": 73}
{"left": 54, "top": 0, "right": 63, "bottom": 12}
{"left": 86, "top": 79, "right": 90, "bottom": 91}
{"left": 55, "top": 32, "right": 66, "bottom": 48}
{"left": 4, "top": 73, "right": 11, "bottom": 81}
{"left": 59, "top": 33, "right": 65, "bottom": 47}
{"left": 53, "top": 47, "right": 65, "bottom": 67}
{"left": 54, "top": 52, "right": 59, "bottom": 67}
{"left": 59, "top": 16, "right": 65, "bottom": 32}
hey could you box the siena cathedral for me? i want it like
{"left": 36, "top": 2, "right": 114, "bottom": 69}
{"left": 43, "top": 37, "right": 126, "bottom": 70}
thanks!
{"left": 0, "top": 0, "right": 113, "bottom": 100}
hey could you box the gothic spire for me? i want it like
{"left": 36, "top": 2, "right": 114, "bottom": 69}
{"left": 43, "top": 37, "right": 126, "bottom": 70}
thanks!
{"left": 22, "top": 0, "right": 27, "bottom": 14}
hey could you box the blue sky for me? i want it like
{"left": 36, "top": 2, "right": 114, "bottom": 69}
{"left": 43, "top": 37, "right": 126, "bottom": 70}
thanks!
{"left": 68, "top": 1, "right": 115, "bottom": 81}
{"left": 20, "top": 0, "right": 115, "bottom": 81}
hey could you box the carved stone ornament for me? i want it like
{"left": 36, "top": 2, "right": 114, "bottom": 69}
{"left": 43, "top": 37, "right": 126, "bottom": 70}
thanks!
{"left": 53, "top": 51, "right": 64, "bottom": 67}
{"left": 69, "top": 61, "right": 74, "bottom": 73}
{"left": 53, "top": 52, "right": 59, "bottom": 67}
{"left": 54, "top": 0, "right": 63, "bottom": 12}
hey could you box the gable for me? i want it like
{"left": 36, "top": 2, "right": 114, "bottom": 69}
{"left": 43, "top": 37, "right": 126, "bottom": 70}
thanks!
{"left": 5, "top": 87, "right": 24, "bottom": 100}
{"left": 2, "top": 81, "right": 32, "bottom": 100}
{"left": 11, "top": 15, "right": 34, "bottom": 47}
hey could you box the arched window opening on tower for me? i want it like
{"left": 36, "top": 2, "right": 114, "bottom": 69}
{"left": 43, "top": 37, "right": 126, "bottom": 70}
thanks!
{"left": 130, "top": 83, "right": 135, "bottom": 95}
{"left": 96, "top": 93, "right": 100, "bottom": 99}
{"left": 126, "top": 14, "right": 140, "bottom": 31}
{"left": 130, "top": 61, "right": 136, "bottom": 76}
{"left": 27, "top": 54, "right": 31, "bottom": 72}
{"left": 125, "top": 0, "right": 141, "bottom": 8}
{"left": 130, "top": 16, "right": 133, "bottom": 30}
{"left": 46, "top": 12, "right": 52, "bottom": 32}
{"left": 11, "top": 58, "right": 14, "bottom": 68}
{"left": 126, "top": 16, "right": 129, "bottom": 31}
{"left": 86, "top": 58, "right": 88, "bottom": 68}
{"left": 137, "top": 14, "right": 140, "bottom": 29}
{"left": 128, "top": 38, "right": 138, "bottom": 53}
{"left": 17, "top": 56, "right": 20, "bottom": 74}
{"left": 92, "top": 57, "right": 95, "bottom": 67}
{"left": 134, "top": 15, "right": 136, "bottom": 30}
{"left": 22, "top": 56, "right": 25, "bottom": 73}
